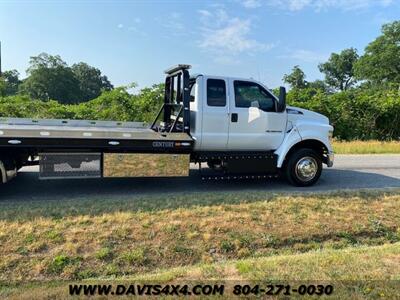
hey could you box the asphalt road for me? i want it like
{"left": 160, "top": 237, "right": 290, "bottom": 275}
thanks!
{"left": 1, "top": 154, "right": 399, "bottom": 201}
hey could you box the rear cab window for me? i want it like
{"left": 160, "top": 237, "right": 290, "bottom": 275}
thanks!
{"left": 190, "top": 80, "right": 196, "bottom": 102}
{"left": 207, "top": 79, "right": 226, "bottom": 107}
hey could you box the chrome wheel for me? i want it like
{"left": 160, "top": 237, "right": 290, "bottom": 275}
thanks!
{"left": 295, "top": 156, "right": 318, "bottom": 182}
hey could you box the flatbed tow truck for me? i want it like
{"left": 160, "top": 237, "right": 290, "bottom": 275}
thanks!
{"left": 0, "top": 65, "right": 334, "bottom": 186}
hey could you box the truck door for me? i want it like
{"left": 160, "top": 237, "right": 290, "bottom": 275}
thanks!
{"left": 227, "top": 79, "right": 287, "bottom": 151}
{"left": 200, "top": 77, "right": 229, "bottom": 150}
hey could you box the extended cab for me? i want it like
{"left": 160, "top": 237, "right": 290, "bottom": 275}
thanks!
{"left": 0, "top": 65, "right": 334, "bottom": 187}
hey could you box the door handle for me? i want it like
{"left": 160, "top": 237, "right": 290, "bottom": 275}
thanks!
{"left": 231, "top": 113, "right": 238, "bottom": 122}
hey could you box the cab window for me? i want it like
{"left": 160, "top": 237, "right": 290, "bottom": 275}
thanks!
{"left": 234, "top": 81, "right": 275, "bottom": 112}
{"left": 207, "top": 79, "right": 226, "bottom": 107}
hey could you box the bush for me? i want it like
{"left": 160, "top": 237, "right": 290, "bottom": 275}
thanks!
{"left": 0, "top": 84, "right": 164, "bottom": 123}
{"left": 0, "top": 95, "right": 71, "bottom": 119}
{"left": 287, "top": 88, "right": 400, "bottom": 140}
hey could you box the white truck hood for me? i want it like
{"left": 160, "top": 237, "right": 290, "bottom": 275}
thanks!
{"left": 287, "top": 106, "right": 330, "bottom": 125}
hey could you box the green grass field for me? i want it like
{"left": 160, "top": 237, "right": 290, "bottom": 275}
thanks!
{"left": 333, "top": 140, "right": 400, "bottom": 154}
{"left": 1, "top": 189, "right": 400, "bottom": 298}
{"left": 3, "top": 242, "right": 400, "bottom": 299}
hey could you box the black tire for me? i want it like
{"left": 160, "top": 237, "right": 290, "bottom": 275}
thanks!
{"left": 284, "top": 148, "right": 322, "bottom": 187}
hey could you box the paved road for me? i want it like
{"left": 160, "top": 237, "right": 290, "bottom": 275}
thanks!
{"left": 1, "top": 155, "right": 399, "bottom": 201}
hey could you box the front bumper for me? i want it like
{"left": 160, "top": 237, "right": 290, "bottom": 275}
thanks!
{"left": 326, "top": 151, "right": 334, "bottom": 167}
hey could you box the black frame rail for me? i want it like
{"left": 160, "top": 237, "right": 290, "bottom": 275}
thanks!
{"left": 151, "top": 64, "right": 191, "bottom": 134}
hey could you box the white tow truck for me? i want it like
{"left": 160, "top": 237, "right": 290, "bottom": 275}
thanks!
{"left": 0, "top": 65, "right": 334, "bottom": 186}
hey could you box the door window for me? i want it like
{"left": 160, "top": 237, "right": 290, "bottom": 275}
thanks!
{"left": 234, "top": 81, "right": 275, "bottom": 112}
{"left": 207, "top": 79, "right": 226, "bottom": 107}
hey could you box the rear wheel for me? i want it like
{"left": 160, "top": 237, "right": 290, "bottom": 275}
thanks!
{"left": 285, "top": 148, "right": 322, "bottom": 186}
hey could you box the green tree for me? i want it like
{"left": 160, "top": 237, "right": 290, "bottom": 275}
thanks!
{"left": 307, "top": 79, "right": 329, "bottom": 92}
{"left": 283, "top": 66, "right": 307, "bottom": 89}
{"left": 0, "top": 70, "right": 21, "bottom": 96}
{"left": 19, "top": 53, "right": 114, "bottom": 103}
{"left": 355, "top": 21, "right": 400, "bottom": 86}
{"left": 71, "top": 62, "right": 113, "bottom": 102}
{"left": 318, "top": 48, "right": 359, "bottom": 91}
{"left": 286, "top": 85, "right": 326, "bottom": 103}
{"left": 19, "top": 53, "right": 80, "bottom": 103}
{"left": 0, "top": 77, "right": 6, "bottom": 97}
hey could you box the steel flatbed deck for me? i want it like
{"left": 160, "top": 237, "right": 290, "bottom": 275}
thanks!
{"left": 0, "top": 118, "right": 194, "bottom": 152}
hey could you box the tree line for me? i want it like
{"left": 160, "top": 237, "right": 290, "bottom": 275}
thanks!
{"left": 280, "top": 21, "right": 400, "bottom": 140}
{"left": 0, "top": 53, "right": 113, "bottom": 103}
{"left": 0, "top": 21, "right": 399, "bottom": 140}
{"left": 283, "top": 21, "right": 400, "bottom": 92}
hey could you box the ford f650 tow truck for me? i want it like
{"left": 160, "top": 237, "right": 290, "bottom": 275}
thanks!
{"left": 0, "top": 65, "right": 334, "bottom": 187}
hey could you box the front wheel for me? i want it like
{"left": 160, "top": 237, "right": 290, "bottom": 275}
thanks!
{"left": 284, "top": 148, "right": 322, "bottom": 187}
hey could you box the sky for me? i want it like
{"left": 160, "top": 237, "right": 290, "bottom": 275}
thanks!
{"left": 0, "top": 0, "right": 399, "bottom": 89}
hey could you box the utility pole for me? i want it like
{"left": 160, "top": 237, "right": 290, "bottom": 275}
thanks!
{"left": 0, "top": 41, "right": 2, "bottom": 77}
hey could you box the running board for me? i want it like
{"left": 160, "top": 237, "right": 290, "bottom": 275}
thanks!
{"left": 201, "top": 174, "right": 279, "bottom": 181}
{"left": 195, "top": 152, "right": 278, "bottom": 175}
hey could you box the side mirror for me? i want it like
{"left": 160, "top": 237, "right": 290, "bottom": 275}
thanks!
{"left": 278, "top": 86, "right": 286, "bottom": 112}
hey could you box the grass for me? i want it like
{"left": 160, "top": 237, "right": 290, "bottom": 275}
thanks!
{"left": 2, "top": 243, "right": 400, "bottom": 299}
{"left": 333, "top": 140, "right": 400, "bottom": 154}
{"left": 1, "top": 190, "right": 400, "bottom": 280}
{"left": 103, "top": 153, "right": 189, "bottom": 177}
{"left": 1, "top": 189, "right": 400, "bottom": 298}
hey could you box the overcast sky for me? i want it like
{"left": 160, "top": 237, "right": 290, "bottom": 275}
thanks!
{"left": 0, "top": 0, "right": 399, "bottom": 89}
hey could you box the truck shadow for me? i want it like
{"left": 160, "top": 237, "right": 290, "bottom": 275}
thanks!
{"left": 1, "top": 168, "right": 399, "bottom": 202}
{"left": 0, "top": 168, "right": 399, "bottom": 221}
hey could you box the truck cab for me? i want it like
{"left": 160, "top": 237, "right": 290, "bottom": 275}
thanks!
{"left": 188, "top": 72, "right": 334, "bottom": 186}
